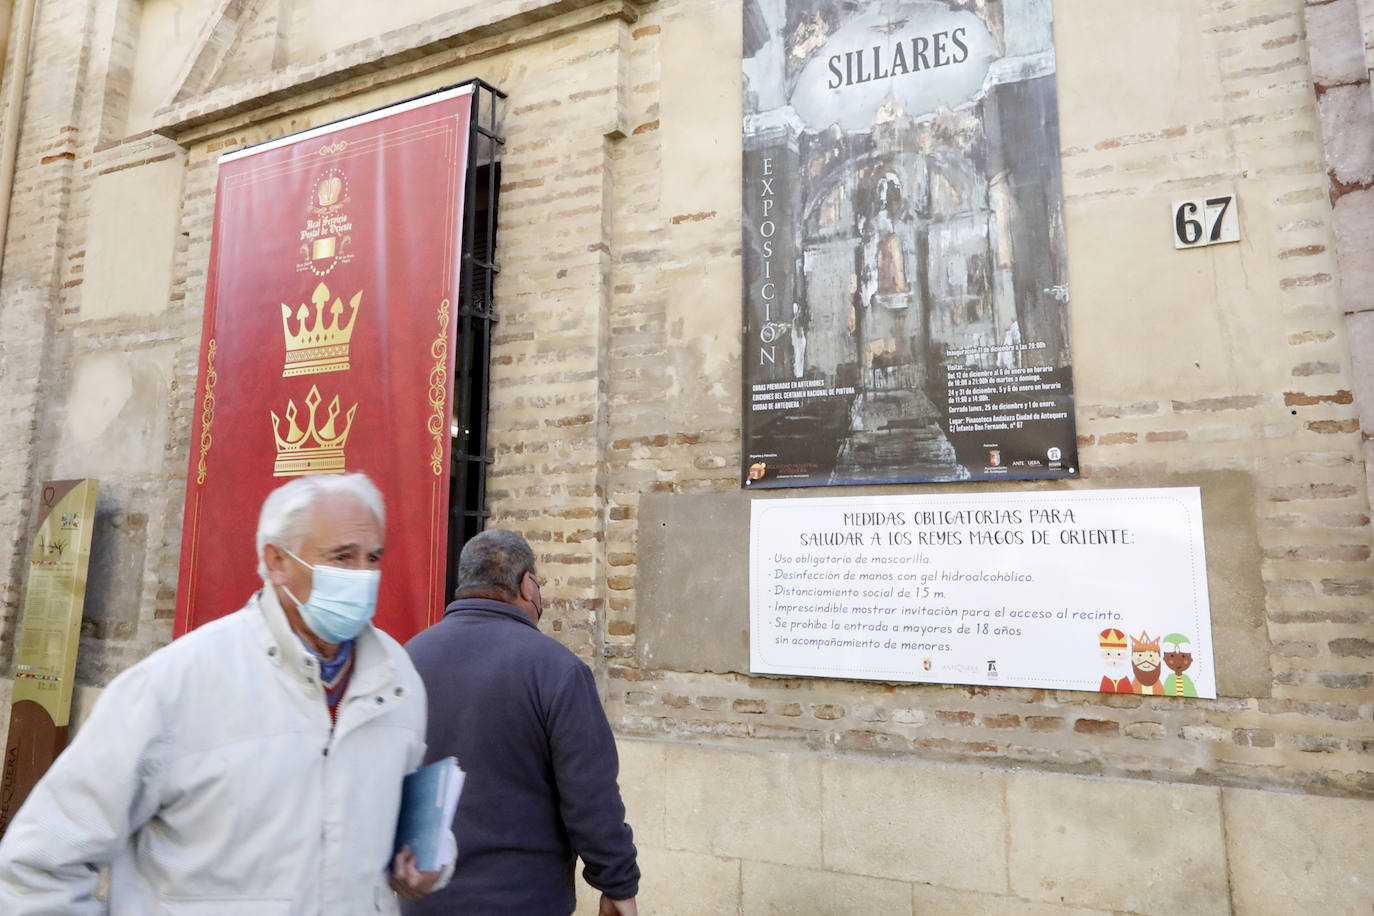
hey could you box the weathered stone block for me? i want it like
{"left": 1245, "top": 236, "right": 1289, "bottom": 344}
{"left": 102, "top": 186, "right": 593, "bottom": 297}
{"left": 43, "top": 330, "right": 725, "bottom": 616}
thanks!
{"left": 574, "top": 846, "right": 741, "bottom": 915}
{"left": 742, "top": 860, "right": 913, "bottom": 915}
{"left": 1318, "top": 84, "right": 1374, "bottom": 188}
{"left": 660, "top": 0, "right": 742, "bottom": 226}
{"left": 56, "top": 349, "right": 175, "bottom": 480}
{"left": 821, "top": 755, "right": 1007, "bottom": 891}
{"left": 1007, "top": 771, "right": 1227, "bottom": 914}
{"left": 1223, "top": 787, "right": 1374, "bottom": 914}
{"left": 1305, "top": 0, "right": 1368, "bottom": 85}
{"left": 636, "top": 489, "right": 749, "bottom": 673}
{"left": 77, "top": 503, "right": 148, "bottom": 684}
{"left": 1338, "top": 223, "right": 1374, "bottom": 337}
{"left": 80, "top": 158, "right": 186, "bottom": 320}
{"left": 1334, "top": 193, "right": 1374, "bottom": 309}
{"left": 664, "top": 261, "right": 743, "bottom": 428}
{"left": 614, "top": 737, "right": 667, "bottom": 849}
{"left": 911, "top": 884, "right": 1116, "bottom": 916}
{"left": 664, "top": 743, "right": 822, "bottom": 868}
{"left": 1054, "top": 0, "right": 1221, "bottom": 151}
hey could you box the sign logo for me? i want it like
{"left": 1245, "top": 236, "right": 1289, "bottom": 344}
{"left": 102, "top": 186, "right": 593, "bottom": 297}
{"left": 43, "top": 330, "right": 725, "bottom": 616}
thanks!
{"left": 986, "top": 660, "right": 998, "bottom": 679}
{"left": 1047, "top": 446, "right": 1062, "bottom": 461}
{"left": 988, "top": 449, "right": 1001, "bottom": 467}
{"left": 923, "top": 657, "right": 932, "bottom": 671}
{"left": 298, "top": 168, "right": 356, "bottom": 278}
{"left": 747, "top": 461, "right": 767, "bottom": 482}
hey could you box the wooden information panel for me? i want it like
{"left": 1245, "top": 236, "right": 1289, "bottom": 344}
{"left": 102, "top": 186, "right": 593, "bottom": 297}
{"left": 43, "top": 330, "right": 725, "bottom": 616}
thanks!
{"left": 0, "top": 479, "right": 98, "bottom": 836}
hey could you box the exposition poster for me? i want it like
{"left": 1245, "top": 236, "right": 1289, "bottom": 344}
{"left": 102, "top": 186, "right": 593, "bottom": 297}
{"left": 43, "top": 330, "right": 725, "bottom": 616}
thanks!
{"left": 176, "top": 86, "right": 473, "bottom": 642}
{"left": 750, "top": 488, "right": 1215, "bottom": 698}
{"left": 0, "top": 479, "right": 98, "bottom": 836}
{"left": 742, "top": 0, "right": 1078, "bottom": 487}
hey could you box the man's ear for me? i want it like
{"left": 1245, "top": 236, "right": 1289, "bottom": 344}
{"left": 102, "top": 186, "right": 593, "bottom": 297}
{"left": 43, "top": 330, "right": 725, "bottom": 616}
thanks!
{"left": 263, "top": 543, "right": 290, "bottom": 585}
{"left": 519, "top": 571, "right": 536, "bottom": 603}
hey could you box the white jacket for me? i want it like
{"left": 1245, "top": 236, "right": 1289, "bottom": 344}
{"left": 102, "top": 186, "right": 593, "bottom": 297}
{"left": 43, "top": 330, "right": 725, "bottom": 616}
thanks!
{"left": 0, "top": 587, "right": 436, "bottom": 915}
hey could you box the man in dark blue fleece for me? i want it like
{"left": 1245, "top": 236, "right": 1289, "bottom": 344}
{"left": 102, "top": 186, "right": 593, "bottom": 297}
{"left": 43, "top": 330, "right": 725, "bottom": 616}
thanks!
{"left": 402, "top": 529, "right": 640, "bottom": 916}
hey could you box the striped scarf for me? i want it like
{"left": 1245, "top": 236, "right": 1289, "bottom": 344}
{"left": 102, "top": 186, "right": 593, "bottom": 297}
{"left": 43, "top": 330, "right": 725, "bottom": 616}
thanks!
{"left": 298, "top": 636, "right": 355, "bottom": 721}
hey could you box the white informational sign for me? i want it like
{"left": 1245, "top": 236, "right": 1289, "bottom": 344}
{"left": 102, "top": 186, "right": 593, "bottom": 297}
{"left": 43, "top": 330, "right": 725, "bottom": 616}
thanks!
{"left": 751, "top": 488, "right": 1215, "bottom": 698}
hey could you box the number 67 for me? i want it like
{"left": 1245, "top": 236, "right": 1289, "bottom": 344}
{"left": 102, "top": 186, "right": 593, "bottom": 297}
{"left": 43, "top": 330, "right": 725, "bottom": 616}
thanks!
{"left": 1173, "top": 194, "right": 1238, "bottom": 248}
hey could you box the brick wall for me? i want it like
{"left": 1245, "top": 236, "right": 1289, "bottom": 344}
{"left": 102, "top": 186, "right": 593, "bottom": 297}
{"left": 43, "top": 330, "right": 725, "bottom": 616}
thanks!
{"left": 0, "top": 0, "right": 1369, "bottom": 861}
{"left": 581, "top": 0, "right": 1374, "bottom": 800}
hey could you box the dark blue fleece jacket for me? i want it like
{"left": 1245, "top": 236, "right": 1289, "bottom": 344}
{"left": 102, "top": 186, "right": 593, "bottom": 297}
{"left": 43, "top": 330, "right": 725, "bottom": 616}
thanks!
{"left": 401, "top": 598, "right": 638, "bottom": 916}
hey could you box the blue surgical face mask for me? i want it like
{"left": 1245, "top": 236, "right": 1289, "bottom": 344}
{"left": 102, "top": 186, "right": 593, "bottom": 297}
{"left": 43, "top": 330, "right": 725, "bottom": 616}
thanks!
{"left": 280, "top": 547, "right": 380, "bottom": 643}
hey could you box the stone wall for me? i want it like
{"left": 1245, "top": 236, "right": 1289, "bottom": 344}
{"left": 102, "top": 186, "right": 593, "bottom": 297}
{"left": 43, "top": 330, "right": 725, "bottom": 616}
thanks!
{"left": 571, "top": 739, "right": 1374, "bottom": 915}
{"left": 0, "top": 0, "right": 1370, "bottom": 911}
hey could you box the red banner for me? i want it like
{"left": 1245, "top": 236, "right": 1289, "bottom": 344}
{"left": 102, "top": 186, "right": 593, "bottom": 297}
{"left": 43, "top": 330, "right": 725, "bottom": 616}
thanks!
{"left": 176, "top": 86, "right": 474, "bottom": 642}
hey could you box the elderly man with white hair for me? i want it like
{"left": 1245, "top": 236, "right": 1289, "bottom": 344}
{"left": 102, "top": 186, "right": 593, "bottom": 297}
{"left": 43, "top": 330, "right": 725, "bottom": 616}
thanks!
{"left": 0, "top": 472, "right": 448, "bottom": 914}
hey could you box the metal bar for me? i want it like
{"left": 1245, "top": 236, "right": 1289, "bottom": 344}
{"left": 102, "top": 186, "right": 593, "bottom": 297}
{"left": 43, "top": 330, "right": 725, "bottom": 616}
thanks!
{"left": 475, "top": 83, "right": 500, "bottom": 537}
{"left": 447, "top": 88, "right": 482, "bottom": 604}
{"left": 445, "top": 81, "right": 505, "bottom": 600}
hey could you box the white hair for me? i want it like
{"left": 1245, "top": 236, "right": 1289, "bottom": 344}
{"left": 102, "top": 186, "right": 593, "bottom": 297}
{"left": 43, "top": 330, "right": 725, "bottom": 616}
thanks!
{"left": 255, "top": 472, "right": 386, "bottom": 580}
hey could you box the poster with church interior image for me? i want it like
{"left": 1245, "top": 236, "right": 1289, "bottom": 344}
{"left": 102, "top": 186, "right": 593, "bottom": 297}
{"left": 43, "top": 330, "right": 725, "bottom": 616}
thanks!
{"left": 742, "top": 0, "right": 1078, "bottom": 488}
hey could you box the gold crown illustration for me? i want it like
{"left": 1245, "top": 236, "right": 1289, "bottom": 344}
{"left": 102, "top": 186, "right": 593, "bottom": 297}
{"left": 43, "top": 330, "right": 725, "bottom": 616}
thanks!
{"left": 1098, "top": 628, "right": 1127, "bottom": 649}
{"left": 1130, "top": 630, "right": 1160, "bottom": 653}
{"left": 281, "top": 282, "right": 362, "bottom": 377}
{"left": 270, "top": 385, "right": 357, "bottom": 477}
